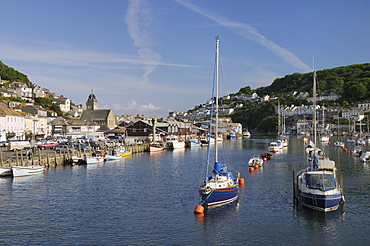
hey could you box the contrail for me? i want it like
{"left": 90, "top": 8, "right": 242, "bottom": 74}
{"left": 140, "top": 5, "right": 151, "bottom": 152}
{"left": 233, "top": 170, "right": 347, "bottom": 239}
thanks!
{"left": 125, "top": 0, "right": 161, "bottom": 85}
{"left": 176, "top": 0, "right": 312, "bottom": 72}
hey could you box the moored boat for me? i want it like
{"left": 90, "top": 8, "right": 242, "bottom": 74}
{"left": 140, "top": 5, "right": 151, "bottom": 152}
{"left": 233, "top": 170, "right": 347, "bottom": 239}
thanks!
{"left": 119, "top": 150, "right": 132, "bottom": 157}
{"left": 164, "top": 136, "right": 185, "bottom": 149}
{"left": 351, "top": 146, "right": 362, "bottom": 157}
{"left": 104, "top": 154, "right": 122, "bottom": 161}
{"left": 85, "top": 156, "right": 105, "bottom": 165}
{"left": 248, "top": 155, "right": 264, "bottom": 167}
{"left": 333, "top": 141, "right": 345, "bottom": 147}
{"left": 0, "top": 167, "right": 12, "bottom": 177}
{"left": 11, "top": 165, "right": 45, "bottom": 177}
{"left": 197, "top": 37, "right": 240, "bottom": 209}
{"left": 260, "top": 152, "right": 273, "bottom": 160}
{"left": 359, "top": 151, "right": 370, "bottom": 162}
{"left": 148, "top": 142, "right": 165, "bottom": 152}
{"left": 295, "top": 70, "right": 344, "bottom": 212}
{"left": 296, "top": 159, "right": 344, "bottom": 212}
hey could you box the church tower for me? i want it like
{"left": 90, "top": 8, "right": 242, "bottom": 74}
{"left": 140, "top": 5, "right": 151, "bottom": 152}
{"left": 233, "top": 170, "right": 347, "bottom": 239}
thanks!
{"left": 86, "top": 87, "right": 98, "bottom": 110}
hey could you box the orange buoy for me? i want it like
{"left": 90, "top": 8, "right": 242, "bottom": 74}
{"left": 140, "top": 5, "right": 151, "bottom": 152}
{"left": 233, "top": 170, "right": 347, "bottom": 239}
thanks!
{"left": 249, "top": 167, "right": 254, "bottom": 172}
{"left": 328, "top": 142, "right": 330, "bottom": 145}
{"left": 239, "top": 178, "right": 245, "bottom": 186}
{"left": 272, "top": 150, "right": 277, "bottom": 154}
{"left": 343, "top": 148, "right": 347, "bottom": 152}
{"left": 364, "top": 144, "right": 367, "bottom": 147}
{"left": 254, "top": 164, "right": 259, "bottom": 169}
{"left": 194, "top": 205, "right": 204, "bottom": 214}
{"left": 350, "top": 151, "right": 353, "bottom": 155}
{"left": 263, "top": 157, "right": 267, "bottom": 162}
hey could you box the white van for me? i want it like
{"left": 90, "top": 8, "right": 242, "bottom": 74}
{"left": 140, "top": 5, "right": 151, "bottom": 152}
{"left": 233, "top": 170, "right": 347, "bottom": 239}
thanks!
{"left": 7, "top": 141, "right": 31, "bottom": 151}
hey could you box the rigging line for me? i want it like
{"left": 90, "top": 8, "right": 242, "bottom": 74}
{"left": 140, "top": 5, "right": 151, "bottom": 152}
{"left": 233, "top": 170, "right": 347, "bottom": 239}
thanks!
{"left": 200, "top": 190, "right": 214, "bottom": 206}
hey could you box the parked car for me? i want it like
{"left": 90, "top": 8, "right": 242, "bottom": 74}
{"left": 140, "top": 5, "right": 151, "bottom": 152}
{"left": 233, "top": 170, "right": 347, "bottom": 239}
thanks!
{"left": 38, "top": 141, "right": 58, "bottom": 150}
{"left": 21, "top": 147, "right": 33, "bottom": 157}
{"left": 54, "top": 144, "right": 74, "bottom": 153}
{"left": 74, "top": 143, "right": 90, "bottom": 152}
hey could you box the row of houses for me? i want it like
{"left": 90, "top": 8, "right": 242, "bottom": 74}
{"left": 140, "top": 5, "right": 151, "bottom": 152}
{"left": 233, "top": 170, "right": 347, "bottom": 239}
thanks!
{"left": 0, "top": 80, "right": 76, "bottom": 113}
{"left": 0, "top": 88, "right": 242, "bottom": 142}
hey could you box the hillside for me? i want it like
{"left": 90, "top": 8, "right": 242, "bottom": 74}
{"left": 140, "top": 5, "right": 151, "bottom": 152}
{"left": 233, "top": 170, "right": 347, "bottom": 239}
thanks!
{"left": 0, "top": 61, "right": 31, "bottom": 84}
{"left": 231, "top": 63, "right": 370, "bottom": 133}
{"left": 253, "top": 63, "right": 370, "bottom": 103}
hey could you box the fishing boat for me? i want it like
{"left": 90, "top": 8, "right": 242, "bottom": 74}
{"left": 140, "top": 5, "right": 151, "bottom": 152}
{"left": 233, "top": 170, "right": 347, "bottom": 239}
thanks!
{"left": 147, "top": 142, "right": 165, "bottom": 152}
{"left": 164, "top": 136, "right": 185, "bottom": 149}
{"left": 295, "top": 70, "right": 344, "bottom": 212}
{"left": 185, "top": 136, "right": 201, "bottom": 148}
{"left": 248, "top": 155, "right": 264, "bottom": 167}
{"left": 11, "top": 165, "right": 45, "bottom": 177}
{"left": 0, "top": 167, "right": 12, "bottom": 177}
{"left": 197, "top": 37, "right": 240, "bottom": 208}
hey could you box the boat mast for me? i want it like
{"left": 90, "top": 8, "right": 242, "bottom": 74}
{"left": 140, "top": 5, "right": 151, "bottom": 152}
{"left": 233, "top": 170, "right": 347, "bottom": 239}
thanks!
{"left": 215, "top": 36, "right": 220, "bottom": 163}
{"left": 313, "top": 70, "right": 317, "bottom": 152}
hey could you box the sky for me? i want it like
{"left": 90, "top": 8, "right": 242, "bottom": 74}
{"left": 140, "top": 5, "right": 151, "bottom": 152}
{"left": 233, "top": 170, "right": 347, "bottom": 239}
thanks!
{"left": 0, "top": 0, "right": 369, "bottom": 118}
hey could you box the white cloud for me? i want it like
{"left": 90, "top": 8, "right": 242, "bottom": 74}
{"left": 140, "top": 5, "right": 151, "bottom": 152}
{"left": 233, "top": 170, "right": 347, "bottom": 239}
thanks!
{"left": 110, "top": 100, "right": 165, "bottom": 117}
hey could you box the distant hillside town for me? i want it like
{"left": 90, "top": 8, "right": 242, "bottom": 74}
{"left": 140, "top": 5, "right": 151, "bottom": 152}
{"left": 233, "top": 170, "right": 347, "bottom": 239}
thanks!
{"left": 0, "top": 71, "right": 369, "bottom": 143}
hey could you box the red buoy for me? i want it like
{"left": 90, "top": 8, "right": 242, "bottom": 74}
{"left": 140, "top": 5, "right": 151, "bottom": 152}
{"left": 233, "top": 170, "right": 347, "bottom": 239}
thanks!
{"left": 263, "top": 157, "right": 267, "bottom": 162}
{"left": 254, "top": 164, "right": 259, "bottom": 169}
{"left": 249, "top": 167, "right": 254, "bottom": 173}
{"left": 194, "top": 205, "right": 204, "bottom": 214}
{"left": 239, "top": 178, "right": 245, "bottom": 186}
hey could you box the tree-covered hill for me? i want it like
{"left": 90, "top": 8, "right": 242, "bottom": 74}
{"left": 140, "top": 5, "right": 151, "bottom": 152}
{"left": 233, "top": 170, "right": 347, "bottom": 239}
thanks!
{"left": 254, "top": 63, "right": 370, "bottom": 103}
{"left": 231, "top": 63, "right": 370, "bottom": 133}
{"left": 0, "top": 61, "right": 31, "bottom": 84}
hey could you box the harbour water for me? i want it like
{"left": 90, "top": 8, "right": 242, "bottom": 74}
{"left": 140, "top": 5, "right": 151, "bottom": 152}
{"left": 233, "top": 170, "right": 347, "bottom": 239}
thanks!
{"left": 0, "top": 136, "right": 369, "bottom": 245}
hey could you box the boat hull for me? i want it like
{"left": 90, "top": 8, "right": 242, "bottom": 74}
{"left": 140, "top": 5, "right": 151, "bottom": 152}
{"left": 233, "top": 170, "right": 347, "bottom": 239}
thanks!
{"left": 200, "top": 186, "right": 239, "bottom": 206}
{"left": 0, "top": 167, "right": 13, "bottom": 177}
{"left": 85, "top": 157, "right": 105, "bottom": 165}
{"left": 298, "top": 192, "right": 342, "bottom": 212}
{"left": 186, "top": 141, "right": 201, "bottom": 148}
{"left": 11, "top": 166, "right": 45, "bottom": 177}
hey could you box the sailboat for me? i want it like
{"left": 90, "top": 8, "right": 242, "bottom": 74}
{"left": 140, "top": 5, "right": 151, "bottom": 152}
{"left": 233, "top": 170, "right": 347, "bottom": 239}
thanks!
{"left": 196, "top": 37, "right": 240, "bottom": 209}
{"left": 295, "top": 70, "right": 344, "bottom": 212}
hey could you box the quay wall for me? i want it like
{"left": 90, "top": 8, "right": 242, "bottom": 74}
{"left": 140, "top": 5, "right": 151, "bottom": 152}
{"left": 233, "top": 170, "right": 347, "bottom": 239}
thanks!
{"left": 0, "top": 143, "right": 149, "bottom": 168}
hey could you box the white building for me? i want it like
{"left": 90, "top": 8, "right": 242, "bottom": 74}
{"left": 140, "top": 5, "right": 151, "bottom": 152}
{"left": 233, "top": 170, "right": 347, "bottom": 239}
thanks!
{"left": 0, "top": 106, "right": 25, "bottom": 140}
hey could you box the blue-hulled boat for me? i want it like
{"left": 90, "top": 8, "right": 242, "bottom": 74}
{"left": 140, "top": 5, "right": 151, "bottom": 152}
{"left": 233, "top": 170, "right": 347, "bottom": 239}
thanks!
{"left": 185, "top": 137, "right": 201, "bottom": 148}
{"left": 198, "top": 37, "right": 239, "bottom": 207}
{"left": 295, "top": 70, "right": 344, "bottom": 212}
{"left": 296, "top": 158, "right": 344, "bottom": 212}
